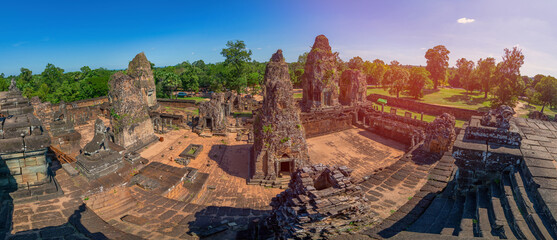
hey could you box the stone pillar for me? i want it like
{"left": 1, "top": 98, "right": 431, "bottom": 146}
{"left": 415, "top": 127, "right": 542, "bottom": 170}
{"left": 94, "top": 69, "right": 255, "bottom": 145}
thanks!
{"left": 421, "top": 112, "right": 424, "bottom": 121}
{"left": 381, "top": 104, "right": 384, "bottom": 113}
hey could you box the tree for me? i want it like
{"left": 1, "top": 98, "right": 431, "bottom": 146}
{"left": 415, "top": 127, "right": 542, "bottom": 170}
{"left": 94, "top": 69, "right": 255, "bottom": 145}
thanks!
{"left": 407, "top": 67, "right": 431, "bottom": 99}
{"left": 532, "top": 74, "right": 545, "bottom": 88}
{"left": 476, "top": 57, "right": 496, "bottom": 98}
{"left": 492, "top": 46, "right": 525, "bottom": 107}
{"left": 534, "top": 76, "right": 557, "bottom": 113}
{"left": 289, "top": 52, "right": 308, "bottom": 87}
{"left": 41, "top": 63, "right": 64, "bottom": 88}
{"left": 347, "top": 56, "right": 364, "bottom": 70}
{"left": 383, "top": 61, "right": 409, "bottom": 98}
{"left": 18, "top": 68, "right": 33, "bottom": 88}
{"left": 366, "top": 59, "right": 388, "bottom": 86}
{"left": 455, "top": 58, "right": 475, "bottom": 92}
{"left": 425, "top": 45, "right": 450, "bottom": 89}
{"left": 221, "top": 40, "right": 252, "bottom": 92}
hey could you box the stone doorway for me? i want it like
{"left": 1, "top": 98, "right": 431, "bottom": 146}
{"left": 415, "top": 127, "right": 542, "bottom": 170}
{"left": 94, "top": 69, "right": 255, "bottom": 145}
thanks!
{"left": 280, "top": 161, "right": 291, "bottom": 174}
{"left": 205, "top": 118, "right": 212, "bottom": 130}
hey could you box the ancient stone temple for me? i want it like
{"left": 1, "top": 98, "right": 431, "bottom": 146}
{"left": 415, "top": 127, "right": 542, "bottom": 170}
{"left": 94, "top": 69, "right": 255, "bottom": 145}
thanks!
{"left": 301, "top": 35, "right": 340, "bottom": 111}
{"left": 108, "top": 65, "right": 158, "bottom": 151}
{"left": 196, "top": 93, "right": 227, "bottom": 134}
{"left": 127, "top": 52, "right": 158, "bottom": 110}
{"left": 250, "top": 50, "right": 310, "bottom": 187}
{"left": 339, "top": 69, "right": 367, "bottom": 106}
{"left": 49, "top": 102, "right": 82, "bottom": 155}
{"left": 0, "top": 81, "right": 61, "bottom": 202}
{"left": 76, "top": 119, "right": 124, "bottom": 179}
{"left": 423, "top": 113, "right": 456, "bottom": 154}
{"left": 453, "top": 105, "right": 522, "bottom": 189}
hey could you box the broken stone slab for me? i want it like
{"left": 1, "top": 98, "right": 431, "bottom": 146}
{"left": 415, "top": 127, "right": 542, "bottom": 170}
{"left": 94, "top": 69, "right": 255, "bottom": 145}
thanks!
{"left": 62, "top": 163, "right": 79, "bottom": 176}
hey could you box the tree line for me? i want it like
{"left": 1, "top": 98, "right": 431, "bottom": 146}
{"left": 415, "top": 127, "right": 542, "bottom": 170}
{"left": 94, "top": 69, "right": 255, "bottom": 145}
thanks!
{"left": 1, "top": 42, "right": 555, "bottom": 112}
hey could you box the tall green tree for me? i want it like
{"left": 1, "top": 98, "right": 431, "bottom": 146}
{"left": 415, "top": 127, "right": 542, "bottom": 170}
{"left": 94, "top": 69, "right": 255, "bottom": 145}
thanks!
{"left": 534, "top": 75, "right": 557, "bottom": 113}
{"left": 456, "top": 58, "right": 475, "bottom": 92}
{"left": 407, "top": 67, "right": 431, "bottom": 99}
{"left": 425, "top": 45, "right": 450, "bottom": 89}
{"left": 476, "top": 57, "right": 496, "bottom": 98}
{"left": 492, "top": 46, "right": 525, "bottom": 107}
{"left": 383, "top": 61, "right": 409, "bottom": 98}
{"left": 220, "top": 40, "right": 252, "bottom": 92}
{"left": 347, "top": 56, "right": 364, "bottom": 70}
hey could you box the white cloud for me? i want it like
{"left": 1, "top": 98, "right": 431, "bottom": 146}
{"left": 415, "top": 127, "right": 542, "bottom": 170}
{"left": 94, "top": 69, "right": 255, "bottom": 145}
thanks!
{"left": 256, "top": 47, "right": 262, "bottom": 50}
{"left": 457, "top": 17, "right": 475, "bottom": 24}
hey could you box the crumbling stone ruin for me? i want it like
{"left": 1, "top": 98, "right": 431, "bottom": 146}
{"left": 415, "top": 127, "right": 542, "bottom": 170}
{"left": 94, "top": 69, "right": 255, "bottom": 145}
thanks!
{"left": 301, "top": 35, "right": 340, "bottom": 111}
{"left": 250, "top": 50, "right": 310, "bottom": 187}
{"left": 195, "top": 92, "right": 227, "bottom": 135}
{"left": 0, "top": 81, "right": 61, "bottom": 202}
{"left": 268, "top": 164, "right": 377, "bottom": 238}
{"left": 423, "top": 113, "right": 456, "bottom": 154}
{"left": 108, "top": 56, "right": 158, "bottom": 151}
{"left": 49, "top": 102, "right": 82, "bottom": 155}
{"left": 339, "top": 69, "right": 367, "bottom": 106}
{"left": 481, "top": 104, "right": 515, "bottom": 129}
{"left": 453, "top": 105, "right": 522, "bottom": 189}
{"left": 127, "top": 52, "right": 158, "bottom": 110}
{"left": 75, "top": 119, "right": 124, "bottom": 179}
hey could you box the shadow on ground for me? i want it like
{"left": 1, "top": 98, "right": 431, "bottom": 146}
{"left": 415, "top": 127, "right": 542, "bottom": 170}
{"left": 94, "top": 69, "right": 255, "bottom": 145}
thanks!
{"left": 208, "top": 144, "right": 253, "bottom": 181}
{"left": 186, "top": 205, "right": 273, "bottom": 239}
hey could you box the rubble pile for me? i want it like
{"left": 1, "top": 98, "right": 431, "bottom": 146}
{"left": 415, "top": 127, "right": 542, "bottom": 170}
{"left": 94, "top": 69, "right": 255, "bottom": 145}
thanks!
{"left": 423, "top": 113, "right": 456, "bottom": 154}
{"left": 480, "top": 105, "right": 515, "bottom": 129}
{"left": 269, "top": 164, "right": 377, "bottom": 238}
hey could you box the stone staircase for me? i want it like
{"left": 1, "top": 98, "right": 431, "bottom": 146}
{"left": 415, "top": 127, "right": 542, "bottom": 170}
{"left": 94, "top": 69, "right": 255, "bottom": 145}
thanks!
{"left": 403, "top": 168, "right": 556, "bottom": 239}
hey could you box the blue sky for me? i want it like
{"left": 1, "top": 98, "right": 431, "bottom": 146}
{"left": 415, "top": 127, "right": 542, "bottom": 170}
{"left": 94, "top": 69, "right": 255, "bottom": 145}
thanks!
{"left": 1, "top": 0, "right": 556, "bottom": 77}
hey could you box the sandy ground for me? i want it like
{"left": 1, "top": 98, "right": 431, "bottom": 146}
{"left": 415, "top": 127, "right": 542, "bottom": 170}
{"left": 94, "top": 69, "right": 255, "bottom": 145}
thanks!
{"left": 307, "top": 128, "right": 407, "bottom": 182}
{"left": 514, "top": 101, "right": 529, "bottom": 117}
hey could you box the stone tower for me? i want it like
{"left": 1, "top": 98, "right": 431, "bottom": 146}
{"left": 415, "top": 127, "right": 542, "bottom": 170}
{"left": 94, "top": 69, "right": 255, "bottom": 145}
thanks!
{"left": 301, "top": 35, "right": 341, "bottom": 112}
{"left": 108, "top": 67, "right": 158, "bottom": 151}
{"left": 251, "top": 50, "right": 310, "bottom": 187}
{"left": 128, "top": 52, "right": 158, "bottom": 109}
{"left": 339, "top": 69, "right": 367, "bottom": 106}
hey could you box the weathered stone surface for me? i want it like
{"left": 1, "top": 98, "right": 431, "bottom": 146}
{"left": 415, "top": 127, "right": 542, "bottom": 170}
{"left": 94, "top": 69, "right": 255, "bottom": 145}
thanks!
{"left": 128, "top": 52, "right": 157, "bottom": 109}
{"left": 481, "top": 105, "right": 515, "bottom": 129}
{"left": 339, "top": 69, "right": 366, "bottom": 106}
{"left": 301, "top": 35, "right": 340, "bottom": 111}
{"left": 108, "top": 59, "right": 157, "bottom": 151}
{"left": 268, "top": 164, "right": 377, "bottom": 239}
{"left": 0, "top": 81, "right": 61, "bottom": 202}
{"left": 75, "top": 119, "right": 124, "bottom": 180}
{"left": 251, "top": 50, "right": 310, "bottom": 185}
{"left": 196, "top": 93, "right": 226, "bottom": 134}
{"left": 423, "top": 113, "right": 456, "bottom": 154}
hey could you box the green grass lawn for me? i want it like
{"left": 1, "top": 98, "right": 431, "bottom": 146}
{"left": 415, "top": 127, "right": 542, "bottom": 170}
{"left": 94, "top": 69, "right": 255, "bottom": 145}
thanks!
{"left": 176, "top": 96, "right": 209, "bottom": 103}
{"left": 370, "top": 102, "right": 466, "bottom": 128}
{"left": 293, "top": 93, "right": 303, "bottom": 99}
{"left": 518, "top": 101, "right": 557, "bottom": 120}
{"left": 367, "top": 87, "right": 492, "bottom": 111}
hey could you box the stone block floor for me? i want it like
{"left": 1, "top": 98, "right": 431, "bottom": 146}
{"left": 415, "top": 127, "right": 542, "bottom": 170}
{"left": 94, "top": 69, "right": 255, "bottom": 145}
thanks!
{"left": 6, "top": 121, "right": 446, "bottom": 239}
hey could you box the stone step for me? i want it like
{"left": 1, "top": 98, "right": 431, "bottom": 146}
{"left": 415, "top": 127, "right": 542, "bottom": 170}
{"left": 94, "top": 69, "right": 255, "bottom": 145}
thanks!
{"left": 502, "top": 174, "right": 536, "bottom": 239}
{"left": 510, "top": 171, "right": 554, "bottom": 240}
{"left": 425, "top": 197, "right": 455, "bottom": 234}
{"left": 477, "top": 187, "right": 495, "bottom": 238}
{"left": 407, "top": 196, "right": 449, "bottom": 233}
{"left": 440, "top": 195, "right": 465, "bottom": 236}
{"left": 458, "top": 191, "right": 478, "bottom": 237}
{"left": 490, "top": 182, "right": 514, "bottom": 239}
